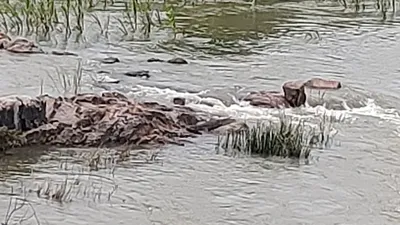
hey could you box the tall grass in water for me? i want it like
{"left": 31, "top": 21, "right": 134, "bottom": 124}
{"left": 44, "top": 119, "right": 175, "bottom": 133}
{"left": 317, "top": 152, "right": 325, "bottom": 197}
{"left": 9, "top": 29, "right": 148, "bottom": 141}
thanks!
{"left": 46, "top": 59, "right": 83, "bottom": 96}
{"left": 2, "top": 197, "right": 40, "bottom": 225}
{"left": 0, "top": 0, "right": 100, "bottom": 35}
{"left": 217, "top": 115, "right": 335, "bottom": 159}
{"left": 0, "top": 127, "right": 26, "bottom": 152}
{"left": 0, "top": 0, "right": 168, "bottom": 38}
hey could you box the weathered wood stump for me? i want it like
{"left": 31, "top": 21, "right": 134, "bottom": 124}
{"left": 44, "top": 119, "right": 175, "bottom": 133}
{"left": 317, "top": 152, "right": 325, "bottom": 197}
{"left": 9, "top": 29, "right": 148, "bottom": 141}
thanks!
{"left": 282, "top": 81, "right": 306, "bottom": 107}
{"left": 0, "top": 96, "right": 47, "bottom": 151}
{"left": 0, "top": 96, "right": 47, "bottom": 131}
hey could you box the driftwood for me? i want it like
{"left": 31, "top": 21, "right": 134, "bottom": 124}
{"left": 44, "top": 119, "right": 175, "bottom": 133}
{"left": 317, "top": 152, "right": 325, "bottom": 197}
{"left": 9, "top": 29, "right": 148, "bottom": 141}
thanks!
{"left": 0, "top": 92, "right": 237, "bottom": 151}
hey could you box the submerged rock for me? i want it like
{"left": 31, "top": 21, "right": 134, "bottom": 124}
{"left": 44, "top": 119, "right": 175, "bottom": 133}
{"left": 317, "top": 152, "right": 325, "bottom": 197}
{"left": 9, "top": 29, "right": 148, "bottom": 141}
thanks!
{"left": 50, "top": 51, "right": 79, "bottom": 56}
{"left": 98, "top": 76, "right": 120, "bottom": 84}
{"left": 101, "top": 57, "right": 120, "bottom": 64}
{"left": 167, "top": 57, "right": 188, "bottom": 64}
{"left": 0, "top": 33, "right": 78, "bottom": 56}
{"left": 123, "top": 70, "right": 150, "bottom": 79}
{"left": 173, "top": 97, "right": 186, "bottom": 106}
{"left": 0, "top": 92, "right": 237, "bottom": 151}
{"left": 147, "top": 58, "right": 165, "bottom": 63}
{"left": 211, "top": 121, "right": 249, "bottom": 135}
{"left": 147, "top": 57, "right": 188, "bottom": 64}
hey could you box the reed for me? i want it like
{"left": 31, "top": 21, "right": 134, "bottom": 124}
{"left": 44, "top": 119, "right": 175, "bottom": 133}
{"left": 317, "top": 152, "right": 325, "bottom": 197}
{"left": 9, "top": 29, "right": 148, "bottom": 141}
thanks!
{"left": 0, "top": 127, "right": 26, "bottom": 152}
{"left": 46, "top": 59, "right": 83, "bottom": 96}
{"left": 0, "top": 0, "right": 167, "bottom": 37}
{"left": 2, "top": 197, "right": 40, "bottom": 225}
{"left": 217, "top": 115, "right": 335, "bottom": 159}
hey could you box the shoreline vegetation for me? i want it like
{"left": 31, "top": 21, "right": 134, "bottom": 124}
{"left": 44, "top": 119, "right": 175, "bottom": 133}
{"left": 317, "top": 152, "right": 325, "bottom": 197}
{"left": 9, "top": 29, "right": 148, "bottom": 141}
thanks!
{"left": 0, "top": 0, "right": 396, "bottom": 43}
{"left": 0, "top": 0, "right": 179, "bottom": 40}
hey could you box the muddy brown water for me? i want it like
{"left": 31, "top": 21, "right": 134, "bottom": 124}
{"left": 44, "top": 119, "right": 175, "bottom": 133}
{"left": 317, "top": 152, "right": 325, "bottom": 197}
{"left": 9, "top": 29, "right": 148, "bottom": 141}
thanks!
{"left": 2, "top": 0, "right": 400, "bottom": 224}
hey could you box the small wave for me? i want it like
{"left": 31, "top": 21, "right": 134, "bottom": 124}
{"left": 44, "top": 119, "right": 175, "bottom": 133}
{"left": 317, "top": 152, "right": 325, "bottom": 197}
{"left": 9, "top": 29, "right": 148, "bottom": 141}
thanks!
{"left": 126, "top": 85, "right": 400, "bottom": 127}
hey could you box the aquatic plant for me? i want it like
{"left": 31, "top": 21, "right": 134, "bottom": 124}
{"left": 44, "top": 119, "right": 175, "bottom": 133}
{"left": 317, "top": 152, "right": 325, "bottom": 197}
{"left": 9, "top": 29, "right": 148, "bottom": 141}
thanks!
{"left": 46, "top": 59, "right": 83, "bottom": 96}
{"left": 0, "top": 127, "right": 26, "bottom": 152}
{"left": 2, "top": 197, "right": 40, "bottom": 225}
{"left": 0, "top": 0, "right": 167, "bottom": 38}
{"left": 337, "top": 0, "right": 396, "bottom": 20}
{"left": 38, "top": 175, "right": 115, "bottom": 204}
{"left": 217, "top": 115, "right": 335, "bottom": 159}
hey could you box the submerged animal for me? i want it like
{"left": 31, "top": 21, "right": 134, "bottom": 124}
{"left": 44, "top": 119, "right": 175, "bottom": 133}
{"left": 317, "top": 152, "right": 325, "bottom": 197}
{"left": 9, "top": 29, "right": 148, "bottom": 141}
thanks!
{"left": 243, "top": 78, "right": 342, "bottom": 108}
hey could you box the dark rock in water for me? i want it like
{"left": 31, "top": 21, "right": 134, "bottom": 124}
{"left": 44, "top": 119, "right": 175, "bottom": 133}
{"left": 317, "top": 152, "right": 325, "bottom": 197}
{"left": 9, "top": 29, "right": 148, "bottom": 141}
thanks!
{"left": 147, "top": 57, "right": 188, "bottom": 64}
{"left": 147, "top": 58, "right": 165, "bottom": 63}
{"left": 123, "top": 70, "right": 150, "bottom": 79}
{"left": 97, "top": 70, "right": 110, "bottom": 74}
{"left": 50, "top": 51, "right": 78, "bottom": 56}
{"left": 173, "top": 97, "right": 186, "bottom": 106}
{"left": 101, "top": 57, "right": 120, "bottom": 64}
{"left": 177, "top": 113, "right": 199, "bottom": 126}
{"left": 167, "top": 57, "right": 188, "bottom": 64}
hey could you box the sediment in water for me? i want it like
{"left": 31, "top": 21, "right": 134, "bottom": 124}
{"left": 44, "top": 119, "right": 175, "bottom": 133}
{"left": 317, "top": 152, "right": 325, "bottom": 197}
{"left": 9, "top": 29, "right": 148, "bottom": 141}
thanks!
{"left": 0, "top": 91, "right": 237, "bottom": 152}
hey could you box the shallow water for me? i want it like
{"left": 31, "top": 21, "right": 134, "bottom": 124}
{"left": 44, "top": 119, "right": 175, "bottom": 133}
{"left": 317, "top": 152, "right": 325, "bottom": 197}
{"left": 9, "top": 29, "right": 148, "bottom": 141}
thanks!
{"left": 2, "top": 0, "right": 400, "bottom": 224}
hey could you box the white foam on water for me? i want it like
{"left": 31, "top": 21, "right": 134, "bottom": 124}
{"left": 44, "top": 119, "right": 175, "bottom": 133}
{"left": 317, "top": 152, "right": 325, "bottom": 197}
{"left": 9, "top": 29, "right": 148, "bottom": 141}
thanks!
{"left": 127, "top": 85, "right": 400, "bottom": 126}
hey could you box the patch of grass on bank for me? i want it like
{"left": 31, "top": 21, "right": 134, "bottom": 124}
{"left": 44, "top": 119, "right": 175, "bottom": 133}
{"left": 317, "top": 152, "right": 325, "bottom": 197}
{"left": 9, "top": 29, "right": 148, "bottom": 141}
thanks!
{"left": 217, "top": 115, "right": 335, "bottom": 159}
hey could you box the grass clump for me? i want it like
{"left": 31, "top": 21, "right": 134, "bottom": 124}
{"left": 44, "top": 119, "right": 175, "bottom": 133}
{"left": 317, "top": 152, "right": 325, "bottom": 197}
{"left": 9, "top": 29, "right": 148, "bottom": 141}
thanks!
{"left": 217, "top": 115, "right": 335, "bottom": 159}
{"left": 0, "top": 0, "right": 177, "bottom": 39}
{"left": 0, "top": 126, "right": 26, "bottom": 152}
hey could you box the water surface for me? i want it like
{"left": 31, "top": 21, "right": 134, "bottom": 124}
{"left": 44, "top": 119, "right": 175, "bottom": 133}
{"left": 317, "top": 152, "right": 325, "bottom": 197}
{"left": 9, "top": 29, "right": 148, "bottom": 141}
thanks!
{"left": 2, "top": 0, "right": 400, "bottom": 224}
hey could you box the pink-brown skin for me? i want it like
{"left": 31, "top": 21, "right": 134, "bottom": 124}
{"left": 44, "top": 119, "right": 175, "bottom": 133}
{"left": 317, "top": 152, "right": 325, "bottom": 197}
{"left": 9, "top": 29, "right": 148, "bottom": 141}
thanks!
{"left": 243, "top": 78, "right": 341, "bottom": 108}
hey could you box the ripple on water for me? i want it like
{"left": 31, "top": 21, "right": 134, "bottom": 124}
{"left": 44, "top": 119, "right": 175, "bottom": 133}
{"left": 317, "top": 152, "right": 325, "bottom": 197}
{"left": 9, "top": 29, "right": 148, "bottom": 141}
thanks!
{"left": 3, "top": 0, "right": 400, "bottom": 224}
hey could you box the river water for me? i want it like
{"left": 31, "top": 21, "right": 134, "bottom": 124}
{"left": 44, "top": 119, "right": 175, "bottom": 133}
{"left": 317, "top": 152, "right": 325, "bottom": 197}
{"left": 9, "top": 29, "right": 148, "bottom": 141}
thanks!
{"left": 2, "top": 0, "right": 400, "bottom": 224}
